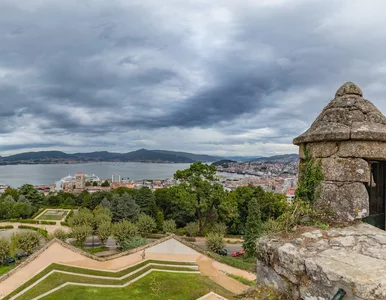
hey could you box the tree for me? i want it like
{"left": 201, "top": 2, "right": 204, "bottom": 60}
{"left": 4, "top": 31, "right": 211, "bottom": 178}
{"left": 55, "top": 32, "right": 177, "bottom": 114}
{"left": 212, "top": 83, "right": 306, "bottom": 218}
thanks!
{"left": 112, "top": 220, "right": 138, "bottom": 244}
{"left": 71, "top": 225, "right": 92, "bottom": 246}
{"left": 85, "top": 181, "right": 91, "bottom": 187}
{"left": 52, "top": 229, "right": 68, "bottom": 241}
{"left": 3, "top": 195, "right": 15, "bottom": 203}
{"left": 243, "top": 198, "right": 263, "bottom": 257}
{"left": 12, "top": 202, "right": 33, "bottom": 219}
{"left": 93, "top": 206, "right": 112, "bottom": 227}
{"left": 110, "top": 193, "right": 140, "bottom": 222}
{"left": 174, "top": 163, "right": 226, "bottom": 234}
{"left": 100, "top": 197, "right": 112, "bottom": 210}
{"left": 0, "top": 237, "right": 10, "bottom": 265}
{"left": 97, "top": 222, "right": 111, "bottom": 245}
{"left": 68, "top": 208, "right": 94, "bottom": 227}
{"left": 184, "top": 222, "right": 199, "bottom": 237}
{"left": 101, "top": 180, "right": 110, "bottom": 187}
{"left": 135, "top": 187, "right": 157, "bottom": 216}
{"left": 11, "top": 231, "right": 41, "bottom": 255}
{"left": 93, "top": 181, "right": 98, "bottom": 187}
{"left": 1, "top": 188, "right": 18, "bottom": 201}
{"left": 19, "top": 184, "right": 44, "bottom": 206}
{"left": 163, "top": 219, "right": 177, "bottom": 234}
{"left": 0, "top": 201, "right": 13, "bottom": 220}
{"left": 205, "top": 233, "right": 225, "bottom": 253}
{"left": 155, "top": 210, "right": 164, "bottom": 231}
{"left": 136, "top": 214, "right": 156, "bottom": 236}
{"left": 156, "top": 186, "right": 196, "bottom": 227}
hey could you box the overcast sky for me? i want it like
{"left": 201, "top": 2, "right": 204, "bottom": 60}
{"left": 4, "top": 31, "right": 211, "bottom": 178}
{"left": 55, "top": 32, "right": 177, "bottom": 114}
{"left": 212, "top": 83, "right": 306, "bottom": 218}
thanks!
{"left": 1, "top": 0, "right": 386, "bottom": 157}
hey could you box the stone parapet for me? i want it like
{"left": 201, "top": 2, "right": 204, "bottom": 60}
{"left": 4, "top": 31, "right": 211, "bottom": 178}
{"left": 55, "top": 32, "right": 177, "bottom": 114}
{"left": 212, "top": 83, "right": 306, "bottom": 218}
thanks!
{"left": 256, "top": 223, "right": 386, "bottom": 300}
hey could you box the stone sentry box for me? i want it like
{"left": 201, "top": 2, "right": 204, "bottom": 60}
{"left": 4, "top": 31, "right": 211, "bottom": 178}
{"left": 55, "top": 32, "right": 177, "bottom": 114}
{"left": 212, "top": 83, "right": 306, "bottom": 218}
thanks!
{"left": 294, "top": 82, "right": 386, "bottom": 229}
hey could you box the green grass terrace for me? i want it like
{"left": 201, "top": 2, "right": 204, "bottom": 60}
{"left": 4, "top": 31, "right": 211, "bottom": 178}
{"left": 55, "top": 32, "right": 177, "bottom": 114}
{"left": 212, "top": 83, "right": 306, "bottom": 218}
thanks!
{"left": 4, "top": 260, "right": 233, "bottom": 300}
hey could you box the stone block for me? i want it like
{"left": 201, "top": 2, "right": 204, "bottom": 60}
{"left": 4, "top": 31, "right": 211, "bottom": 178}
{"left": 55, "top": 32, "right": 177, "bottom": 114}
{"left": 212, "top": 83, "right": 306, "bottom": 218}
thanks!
{"left": 299, "top": 142, "right": 339, "bottom": 159}
{"left": 316, "top": 182, "right": 369, "bottom": 221}
{"left": 352, "top": 121, "right": 386, "bottom": 142}
{"left": 338, "top": 141, "right": 386, "bottom": 160}
{"left": 320, "top": 157, "right": 370, "bottom": 183}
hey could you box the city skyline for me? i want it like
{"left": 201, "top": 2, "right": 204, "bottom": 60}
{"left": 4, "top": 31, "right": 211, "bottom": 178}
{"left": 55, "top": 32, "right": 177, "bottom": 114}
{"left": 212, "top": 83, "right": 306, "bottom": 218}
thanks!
{"left": 2, "top": 1, "right": 386, "bottom": 157}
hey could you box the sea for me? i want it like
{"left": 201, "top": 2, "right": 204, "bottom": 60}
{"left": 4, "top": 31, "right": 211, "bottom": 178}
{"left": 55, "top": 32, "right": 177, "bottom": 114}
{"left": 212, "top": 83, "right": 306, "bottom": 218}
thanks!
{"left": 0, "top": 162, "right": 193, "bottom": 188}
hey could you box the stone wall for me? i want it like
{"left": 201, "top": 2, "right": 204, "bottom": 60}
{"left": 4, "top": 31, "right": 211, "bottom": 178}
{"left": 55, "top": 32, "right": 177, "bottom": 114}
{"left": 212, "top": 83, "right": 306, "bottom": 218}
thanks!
{"left": 256, "top": 223, "right": 386, "bottom": 300}
{"left": 298, "top": 141, "right": 378, "bottom": 221}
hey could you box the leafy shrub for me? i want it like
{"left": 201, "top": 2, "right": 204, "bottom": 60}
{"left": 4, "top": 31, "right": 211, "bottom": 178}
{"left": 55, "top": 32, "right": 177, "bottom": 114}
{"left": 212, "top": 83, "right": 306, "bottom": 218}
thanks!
{"left": 182, "top": 237, "right": 196, "bottom": 242}
{"left": 205, "top": 233, "right": 225, "bottom": 253}
{"left": 184, "top": 222, "right": 199, "bottom": 237}
{"left": 0, "top": 225, "right": 13, "bottom": 230}
{"left": 120, "top": 236, "right": 147, "bottom": 251}
{"left": 40, "top": 221, "right": 56, "bottom": 225}
{"left": 18, "top": 225, "right": 48, "bottom": 238}
{"left": 261, "top": 218, "right": 283, "bottom": 235}
{"left": 0, "top": 237, "right": 10, "bottom": 264}
{"left": 11, "top": 231, "right": 41, "bottom": 255}
{"left": 175, "top": 227, "right": 186, "bottom": 236}
{"left": 208, "top": 222, "right": 227, "bottom": 235}
{"left": 60, "top": 222, "right": 70, "bottom": 227}
{"left": 136, "top": 214, "right": 156, "bottom": 236}
{"left": 163, "top": 219, "right": 177, "bottom": 234}
{"left": 52, "top": 229, "right": 68, "bottom": 241}
{"left": 112, "top": 220, "right": 138, "bottom": 244}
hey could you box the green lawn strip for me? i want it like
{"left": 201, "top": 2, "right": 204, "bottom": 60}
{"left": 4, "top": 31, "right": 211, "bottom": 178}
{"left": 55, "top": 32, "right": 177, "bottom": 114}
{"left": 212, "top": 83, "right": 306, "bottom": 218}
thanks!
{"left": 40, "top": 272, "right": 234, "bottom": 300}
{"left": 0, "top": 265, "right": 15, "bottom": 276}
{"left": 85, "top": 247, "right": 108, "bottom": 254}
{"left": 207, "top": 252, "right": 256, "bottom": 272}
{"left": 4, "top": 260, "right": 196, "bottom": 300}
{"left": 15, "top": 266, "right": 198, "bottom": 300}
{"left": 227, "top": 274, "right": 255, "bottom": 286}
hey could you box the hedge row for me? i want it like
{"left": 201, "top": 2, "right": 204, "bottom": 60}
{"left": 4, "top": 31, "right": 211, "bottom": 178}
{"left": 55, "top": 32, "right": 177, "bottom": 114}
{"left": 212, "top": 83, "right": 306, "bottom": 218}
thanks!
{"left": 40, "top": 221, "right": 56, "bottom": 225}
{"left": 10, "top": 219, "right": 40, "bottom": 224}
{"left": 18, "top": 225, "right": 48, "bottom": 238}
{"left": 9, "top": 219, "right": 56, "bottom": 225}
{"left": 0, "top": 225, "right": 13, "bottom": 229}
{"left": 60, "top": 222, "right": 69, "bottom": 227}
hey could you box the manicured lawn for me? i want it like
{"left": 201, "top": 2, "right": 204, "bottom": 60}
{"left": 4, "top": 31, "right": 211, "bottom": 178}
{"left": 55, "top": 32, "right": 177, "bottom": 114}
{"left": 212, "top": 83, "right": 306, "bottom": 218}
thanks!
{"left": 41, "top": 272, "right": 234, "bottom": 300}
{"left": 36, "top": 211, "right": 68, "bottom": 220}
{"left": 4, "top": 260, "right": 197, "bottom": 300}
{"left": 0, "top": 265, "right": 14, "bottom": 276}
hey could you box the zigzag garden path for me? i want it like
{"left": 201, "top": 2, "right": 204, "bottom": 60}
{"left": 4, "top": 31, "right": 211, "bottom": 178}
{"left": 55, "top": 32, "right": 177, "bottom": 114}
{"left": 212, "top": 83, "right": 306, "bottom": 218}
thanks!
{"left": 0, "top": 236, "right": 255, "bottom": 299}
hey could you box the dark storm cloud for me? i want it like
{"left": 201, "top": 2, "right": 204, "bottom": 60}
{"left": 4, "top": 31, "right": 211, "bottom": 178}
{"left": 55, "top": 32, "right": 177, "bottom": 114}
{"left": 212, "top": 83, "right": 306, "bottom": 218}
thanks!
{"left": 1, "top": 0, "right": 386, "bottom": 155}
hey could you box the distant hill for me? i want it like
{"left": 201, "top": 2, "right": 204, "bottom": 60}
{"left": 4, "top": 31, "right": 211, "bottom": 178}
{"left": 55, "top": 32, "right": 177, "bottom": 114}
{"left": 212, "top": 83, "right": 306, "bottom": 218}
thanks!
{"left": 153, "top": 150, "right": 221, "bottom": 162}
{"left": 211, "top": 160, "right": 237, "bottom": 168}
{"left": 0, "top": 149, "right": 220, "bottom": 164}
{"left": 249, "top": 154, "right": 299, "bottom": 164}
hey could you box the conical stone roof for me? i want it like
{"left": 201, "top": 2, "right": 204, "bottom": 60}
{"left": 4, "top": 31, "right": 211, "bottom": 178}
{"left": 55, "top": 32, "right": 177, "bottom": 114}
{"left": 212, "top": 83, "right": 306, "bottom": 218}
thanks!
{"left": 294, "top": 82, "right": 386, "bottom": 145}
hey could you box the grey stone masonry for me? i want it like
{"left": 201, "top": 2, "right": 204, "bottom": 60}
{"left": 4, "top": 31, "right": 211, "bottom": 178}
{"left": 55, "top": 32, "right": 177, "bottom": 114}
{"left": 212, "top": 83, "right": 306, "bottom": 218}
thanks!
{"left": 257, "top": 223, "right": 386, "bottom": 300}
{"left": 294, "top": 82, "right": 386, "bottom": 221}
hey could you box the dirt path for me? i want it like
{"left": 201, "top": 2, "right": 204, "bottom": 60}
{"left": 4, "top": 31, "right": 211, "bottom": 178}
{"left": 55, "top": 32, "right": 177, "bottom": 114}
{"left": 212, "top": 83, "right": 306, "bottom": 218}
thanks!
{"left": 196, "top": 256, "right": 253, "bottom": 294}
